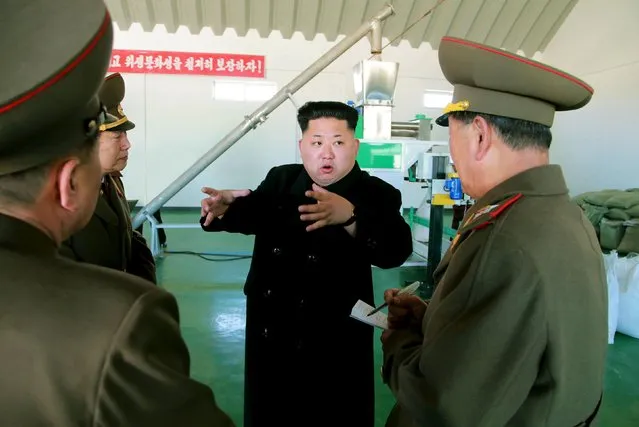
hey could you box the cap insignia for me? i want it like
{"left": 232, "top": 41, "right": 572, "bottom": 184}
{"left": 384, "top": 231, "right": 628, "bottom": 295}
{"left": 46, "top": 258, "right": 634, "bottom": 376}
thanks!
{"left": 442, "top": 100, "right": 470, "bottom": 115}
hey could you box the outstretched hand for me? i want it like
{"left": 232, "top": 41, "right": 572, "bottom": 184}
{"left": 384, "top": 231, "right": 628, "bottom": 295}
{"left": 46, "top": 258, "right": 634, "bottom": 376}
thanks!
{"left": 298, "top": 184, "right": 354, "bottom": 232}
{"left": 200, "top": 187, "right": 250, "bottom": 226}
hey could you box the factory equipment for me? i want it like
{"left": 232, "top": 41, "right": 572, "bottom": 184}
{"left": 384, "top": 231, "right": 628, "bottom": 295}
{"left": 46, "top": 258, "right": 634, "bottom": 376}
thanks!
{"left": 352, "top": 59, "right": 398, "bottom": 141}
{"left": 351, "top": 58, "right": 448, "bottom": 208}
{"left": 391, "top": 116, "right": 432, "bottom": 140}
{"left": 352, "top": 59, "right": 409, "bottom": 192}
{"left": 350, "top": 55, "right": 474, "bottom": 284}
{"left": 408, "top": 152, "right": 473, "bottom": 285}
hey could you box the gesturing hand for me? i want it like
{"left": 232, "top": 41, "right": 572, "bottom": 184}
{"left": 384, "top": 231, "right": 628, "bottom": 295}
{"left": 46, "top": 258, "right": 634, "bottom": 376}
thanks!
{"left": 298, "top": 184, "right": 354, "bottom": 232}
{"left": 200, "top": 187, "right": 250, "bottom": 226}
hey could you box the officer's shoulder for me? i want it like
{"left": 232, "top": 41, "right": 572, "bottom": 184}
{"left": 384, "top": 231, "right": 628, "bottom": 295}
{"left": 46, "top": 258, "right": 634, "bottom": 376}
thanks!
{"left": 57, "top": 256, "right": 166, "bottom": 308}
{"left": 463, "top": 193, "right": 559, "bottom": 253}
{"left": 461, "top": 193, "right": 525, "bottom": 234}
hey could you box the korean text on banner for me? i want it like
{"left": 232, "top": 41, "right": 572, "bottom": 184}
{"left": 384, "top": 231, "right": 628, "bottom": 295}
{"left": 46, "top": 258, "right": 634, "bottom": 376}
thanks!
{"left": 108, "top": 49, "right": 265, "bottom": 78}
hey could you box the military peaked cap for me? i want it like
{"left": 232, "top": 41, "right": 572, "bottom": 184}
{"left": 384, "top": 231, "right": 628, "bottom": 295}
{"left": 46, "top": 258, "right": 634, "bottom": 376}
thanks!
{"left": 99, "top": 72, "right": 135, "bottom": 132}
{"left": 435, "top": 36, "right": 594, "bottom": 128}
{"left": 0, "top": 0, "right": 113, "bottom": 176}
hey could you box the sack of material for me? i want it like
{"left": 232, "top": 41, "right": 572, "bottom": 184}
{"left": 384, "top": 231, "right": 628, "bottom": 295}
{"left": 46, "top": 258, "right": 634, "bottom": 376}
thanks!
{"left": 615, "top": 254, "right": 639, "bottom": 339}
{"left": 600, "top": 218, "right": 625, "bottom": 250}
{"left": 603, "top": 251, "right": 620, "bottom": 344}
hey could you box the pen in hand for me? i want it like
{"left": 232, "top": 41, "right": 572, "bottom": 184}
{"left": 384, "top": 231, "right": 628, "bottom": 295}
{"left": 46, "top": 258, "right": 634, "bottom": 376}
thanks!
{"left": 367, "top": 281, "right": 421, "bottom": 316}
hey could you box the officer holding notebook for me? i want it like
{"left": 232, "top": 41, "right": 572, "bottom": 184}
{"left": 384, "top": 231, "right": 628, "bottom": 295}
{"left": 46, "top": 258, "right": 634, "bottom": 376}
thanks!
{"left": 381, "top": 36, "right": 607, "bottom": 427}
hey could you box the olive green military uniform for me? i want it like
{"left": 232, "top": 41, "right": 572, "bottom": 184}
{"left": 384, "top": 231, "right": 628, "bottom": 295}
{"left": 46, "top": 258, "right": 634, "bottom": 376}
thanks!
{"left": 382, "top": 36, "right": 607, "bottom": 427}
{"left": 0, "top": 2, "right": 233, "bottom": 426}
{"left": 61, "top": 72, "right": 157, "bottom": 284}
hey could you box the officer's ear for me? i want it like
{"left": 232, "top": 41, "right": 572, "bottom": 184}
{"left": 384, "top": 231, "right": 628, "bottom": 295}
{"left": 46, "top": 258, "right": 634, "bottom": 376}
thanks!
{"left": 56, "top": 157, "right": 84, "bottom": 212}
{"left": 471, "top": 115, "right": 493, "bottom": 161}
{"left": 55, "top": 141, "right": 101, "bottom": 213}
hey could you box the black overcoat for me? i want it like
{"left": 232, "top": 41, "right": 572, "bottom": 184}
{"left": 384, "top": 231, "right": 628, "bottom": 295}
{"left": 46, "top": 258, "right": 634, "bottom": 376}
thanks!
{"left": 201, "top": 162, "right": 413, "bottom": 427}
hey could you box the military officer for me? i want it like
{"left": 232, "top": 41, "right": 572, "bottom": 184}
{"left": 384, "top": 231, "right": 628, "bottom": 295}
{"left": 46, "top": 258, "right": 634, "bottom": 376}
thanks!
{"left": 61, "top": 72, "right": 157, "bottom": 283}
{"left": 200, "top": 101, "right": 414, "bottom": 426}
{"left": 0, "top": 1, "right": 233, "bottom": 426}
{"left": 381, "top": 36, "right": 607, "bottom": 427}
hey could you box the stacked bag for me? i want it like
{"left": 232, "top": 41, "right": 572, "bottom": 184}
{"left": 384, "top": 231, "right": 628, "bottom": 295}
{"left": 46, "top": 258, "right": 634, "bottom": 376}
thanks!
{"left": 575, "top": 189, "right": 639, "bottom": 343}
{"left": 602, "top": 250, "right": 639, "bottom": 343}
{"left": 573, "top": 188, "right": 639, "bottom": 254}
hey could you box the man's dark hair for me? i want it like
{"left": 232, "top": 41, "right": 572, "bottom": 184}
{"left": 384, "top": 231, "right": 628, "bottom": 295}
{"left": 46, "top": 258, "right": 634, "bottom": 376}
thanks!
{"left": 448, "top": 111, "right": 552, "bottom": 150}
{"left": 0, "top": 137, "right": 98, "bottom": 206}
{"left": 297, "top": 101, "right": 359, "bottom": 133}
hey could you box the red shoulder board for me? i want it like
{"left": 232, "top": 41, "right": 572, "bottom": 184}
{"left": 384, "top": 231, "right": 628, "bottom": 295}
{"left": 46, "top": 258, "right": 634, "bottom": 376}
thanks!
{"left": 461, "top": 193, "right": 523, "bottom": 232}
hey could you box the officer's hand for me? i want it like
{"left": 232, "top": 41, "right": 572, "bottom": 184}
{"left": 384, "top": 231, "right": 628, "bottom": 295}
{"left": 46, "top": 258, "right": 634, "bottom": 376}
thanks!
{"left": 381, "top": 329, "right": 393, "bottom": 343}
{"left": 384, "top": 288, "right": 428, "bottom": 330}
{"left": 200, "top": 187, "right": 250, "bottom": 226}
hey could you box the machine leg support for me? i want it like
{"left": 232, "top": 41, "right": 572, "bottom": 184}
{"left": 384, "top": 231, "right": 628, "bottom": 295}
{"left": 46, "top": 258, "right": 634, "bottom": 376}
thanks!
{"left": 426, "top": 155, "right": 448, "bottom": 291}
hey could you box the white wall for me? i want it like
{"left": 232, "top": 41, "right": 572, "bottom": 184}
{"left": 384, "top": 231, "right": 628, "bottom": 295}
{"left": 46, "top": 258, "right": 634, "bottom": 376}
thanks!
{"left": 114, "top": 25, "right": 451, "bottom": 207}
{"left": 541, "top": 0, "right": 639, "bottom": 196}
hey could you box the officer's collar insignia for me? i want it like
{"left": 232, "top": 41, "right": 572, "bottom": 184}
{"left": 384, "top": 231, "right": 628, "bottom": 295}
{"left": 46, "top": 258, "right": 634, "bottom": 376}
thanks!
{"left": 463, "top": 193, "right": 524, "bottom": 232}
{"left": 450, "top": 233, "right": 461, "bottom": 251}
{"left": 466, "top": 204, "right": 499, "bottom": 223}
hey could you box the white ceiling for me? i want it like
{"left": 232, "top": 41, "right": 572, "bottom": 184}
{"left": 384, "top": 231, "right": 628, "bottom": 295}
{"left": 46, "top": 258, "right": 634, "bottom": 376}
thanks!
{"left": 105, "top": 0, "right": 579, "bottom": 56}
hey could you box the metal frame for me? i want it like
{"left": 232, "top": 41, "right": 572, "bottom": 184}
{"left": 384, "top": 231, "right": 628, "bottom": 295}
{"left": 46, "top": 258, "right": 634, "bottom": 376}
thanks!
{"left": 132, "top": 3, "right": 396, "bottom": 232}
{"left": 426, "top": 155, "right": 448, "bottom": 288}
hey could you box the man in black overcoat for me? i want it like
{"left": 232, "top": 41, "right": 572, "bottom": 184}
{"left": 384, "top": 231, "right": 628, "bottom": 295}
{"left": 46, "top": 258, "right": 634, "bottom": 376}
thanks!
{"left": 200, "top": 101, "right": 414, "bottom": 426}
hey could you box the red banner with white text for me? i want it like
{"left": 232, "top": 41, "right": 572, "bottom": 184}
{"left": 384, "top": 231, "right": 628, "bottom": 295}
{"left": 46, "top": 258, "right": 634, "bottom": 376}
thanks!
{"left": 108, "top": 49, "right": 265, "bottom": 78}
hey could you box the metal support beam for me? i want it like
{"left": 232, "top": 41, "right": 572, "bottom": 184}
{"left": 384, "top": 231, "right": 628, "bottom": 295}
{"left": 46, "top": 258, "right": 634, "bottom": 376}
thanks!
{"left": 369, "top": 19, "right": 383, "bottom": 60}
{"left": 286, "top": 91, "right": 300, "bottom": 110}
{"left": 132, "top": 3, "right": 395, "bottom": 229}
{"left": 144, "top": 212, "right": 161, "bottom": 257}
{"left": 426, "top": 155, "right": 447, "bottom": 290}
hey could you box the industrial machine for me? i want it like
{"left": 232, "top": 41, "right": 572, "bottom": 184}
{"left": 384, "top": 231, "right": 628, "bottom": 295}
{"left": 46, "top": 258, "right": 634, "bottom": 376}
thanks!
{"left": 350, "top": 57, "right": 473, "bottom": 287}
{"left": 352, "top": 58, "right": 444, "bottom": 194}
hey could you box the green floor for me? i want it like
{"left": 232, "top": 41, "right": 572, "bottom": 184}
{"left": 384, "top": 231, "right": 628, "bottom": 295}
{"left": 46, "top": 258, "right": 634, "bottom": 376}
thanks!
{"left": 144, "top": 210, "right": 639, "bottom": 427}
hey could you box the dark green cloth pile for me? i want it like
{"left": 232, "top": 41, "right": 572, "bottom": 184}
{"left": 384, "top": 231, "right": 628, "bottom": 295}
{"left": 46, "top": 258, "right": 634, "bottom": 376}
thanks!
{"left": 573, "top": 189, "right": 639, "bottom": 254}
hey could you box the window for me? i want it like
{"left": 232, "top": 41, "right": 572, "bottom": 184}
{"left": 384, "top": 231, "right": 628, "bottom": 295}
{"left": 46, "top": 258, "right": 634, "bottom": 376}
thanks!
{"left": 212, "top": 80, "right": 277, "bottom": 102}
{"left": 212, "top": 81, "right": 245, "bottom": 101}
{"left": 423, "top": 90, "right": 453, "bottom": 108}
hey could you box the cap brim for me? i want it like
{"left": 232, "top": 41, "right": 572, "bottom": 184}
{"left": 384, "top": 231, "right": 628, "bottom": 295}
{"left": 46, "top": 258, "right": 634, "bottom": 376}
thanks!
{"left": 100, "top": 116, "right": 135, "bottom": 132}
{"left": 111, "top": 120, "right": 135, "bottom": 132}
{"left": 435, "top": 114, "right": 449, "bottom": 127}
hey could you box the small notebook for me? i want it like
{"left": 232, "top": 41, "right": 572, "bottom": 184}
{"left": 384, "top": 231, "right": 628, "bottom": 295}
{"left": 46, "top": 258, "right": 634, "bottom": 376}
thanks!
{"left": 350, "top": 300, "right": 389, "bottom": 330}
